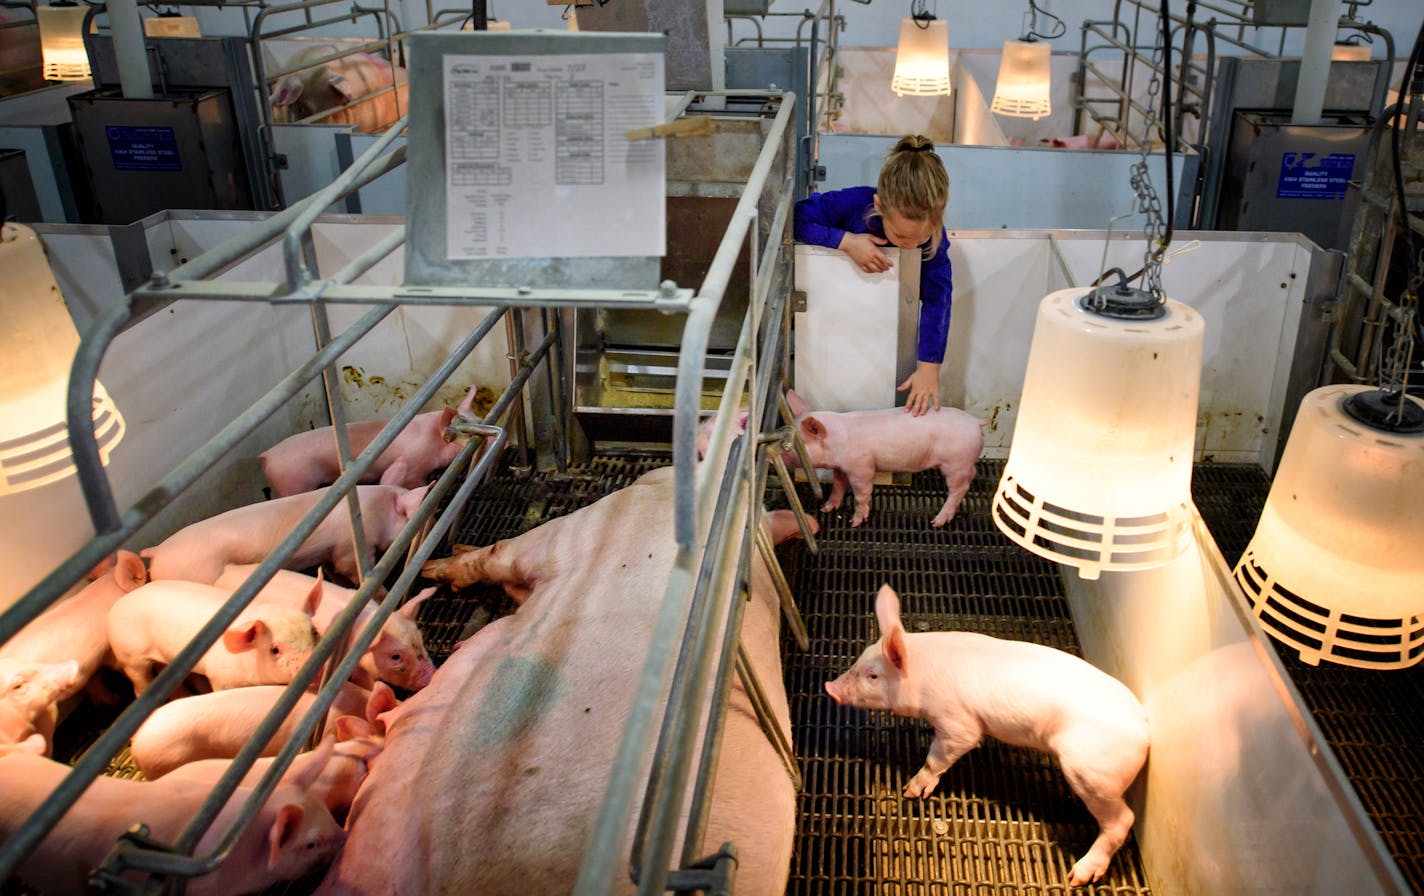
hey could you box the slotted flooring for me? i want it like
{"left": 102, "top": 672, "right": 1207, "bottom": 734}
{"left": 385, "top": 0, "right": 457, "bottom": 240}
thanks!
{"left": 774, "top": 460, "right": 1151, "bottom": 896}
{"left": 17, "top": 458, "right": 1421, "bottom": 895}
{"left": 1190, "top": 465, "right": 1424, "bottom": 895}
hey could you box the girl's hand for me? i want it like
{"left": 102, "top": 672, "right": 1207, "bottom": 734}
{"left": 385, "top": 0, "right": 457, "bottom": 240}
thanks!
{"left": 839, "top": 232, "right": 893, "bottom": 273}
{"left": 897, "top": 362, "right": 942, "bottom": 417}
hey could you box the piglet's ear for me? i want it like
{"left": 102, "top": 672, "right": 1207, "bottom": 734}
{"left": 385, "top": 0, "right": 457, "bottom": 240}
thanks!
{"left": 222, "top": 620, "right": 265, "bottom": 653}
{"left": 114, "top": 550, "right": 148, "bottom": 591}
{"left": 875, "top": 585, "right": 909, "bottom": 673}
{"left": 270, "top": 74, "right": 304, "bottom": 107}
{"left": 301, "top": 573, "right": 324, "bottom": 619}
{"left": 800, "top": 416, "right": 827, "bottom": 440}
{"left": 397, "top": 586, "right": 435, "bottom": 619}
{"left": 268, "top": 803, "right": 305, "bottom": 869}
{"left": 786, "top": 390, "right": 808, "bottom": 417}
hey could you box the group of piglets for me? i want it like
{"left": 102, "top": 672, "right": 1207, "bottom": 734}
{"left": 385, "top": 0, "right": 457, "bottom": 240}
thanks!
{"left": 0, "top": 394, "right": 478, "bottom": 893}
{"left": 705, "top": 391, "right": 1151, "bottom": 885}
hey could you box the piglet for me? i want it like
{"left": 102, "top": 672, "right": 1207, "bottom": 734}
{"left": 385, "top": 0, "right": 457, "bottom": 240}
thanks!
{"left": 0, "top": 550, "right": 147, "bottom": 708}
{"left": 787, "top": 389, "right": 984, "bottom": 528}
{"left": 270, "top": 45, "right": 409, "bottom": 133}
{"left": 165, "top": 685, "right": 396, "bottom": 823}
{"left": 825, "top": 585, "right": 1150, "bottom": 886}
{"left": 1042, "top": 132, "right": 1120, "bottom": 149}
{"left": 214, "top": 565, "right": 436, "bottom": 691}
{"left": 130, "top": 682, "right": 373, "bottom": 779}
{"left": 0, "top": 658, "right": 80, "bottom": 755}
{"left": 142, "top": 460, "right": 430, "bottom": 585}
{"left": 0, "top": 744, "right": 344, "bottom": 895}
{"left": 260, "top": 385, "right": 480, "bottom": 497}
{"left": 107, "top": 579, "right": 321, "bottom": 695}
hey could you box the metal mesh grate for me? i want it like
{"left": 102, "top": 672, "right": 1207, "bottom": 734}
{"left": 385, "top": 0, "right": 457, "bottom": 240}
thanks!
{"left": 1191, "top": 463, "right": 1424, "bottom": 894}
{"left": 778, "top": 459, "right": 1152, "bottom": 896}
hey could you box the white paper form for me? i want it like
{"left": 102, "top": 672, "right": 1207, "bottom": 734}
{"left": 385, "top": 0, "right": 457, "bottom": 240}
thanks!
{"left": 442, "top": 52, "right": 665, "bottom": 260}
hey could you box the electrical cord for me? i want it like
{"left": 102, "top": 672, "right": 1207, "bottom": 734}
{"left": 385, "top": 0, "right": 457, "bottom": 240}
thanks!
{"left": 1021, "top": 0, "right": 1065, "bottom": 41}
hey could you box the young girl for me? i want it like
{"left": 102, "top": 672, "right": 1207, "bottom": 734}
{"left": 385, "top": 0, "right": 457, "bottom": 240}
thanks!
{"left": 793, "top": 134, "right": 952, "bottom": 417}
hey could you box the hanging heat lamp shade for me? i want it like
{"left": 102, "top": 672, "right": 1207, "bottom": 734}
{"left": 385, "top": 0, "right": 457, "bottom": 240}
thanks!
{"left": 1234, "top": 384, "right": 1424, "bottom": 669}
{"left": 0, "top": 223, "right": 125, "bottom": 495}
{"left": 990, "top": 39, "right": 1052, "bottom": 120}
{"left": 891, "top": 17, "right": 952, "bottom": 97}
{"left": 1331, "top": 41, "right": 1371, "bottom": 61}
{"left": 992, "top": 286, "right": 1205, "bottom": 580}
{"left": 37, "top": 1, "right": 90, "bottom": 82}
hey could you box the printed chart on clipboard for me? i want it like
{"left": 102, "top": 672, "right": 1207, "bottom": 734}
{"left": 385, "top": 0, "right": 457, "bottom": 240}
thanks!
{"left": 404, "top": 31, "right": 667, "bottom": 289}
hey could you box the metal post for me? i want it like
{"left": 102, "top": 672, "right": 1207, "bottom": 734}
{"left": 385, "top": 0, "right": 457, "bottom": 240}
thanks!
{"left": 1291, "top": 0, "right": 1343, "bottom": 125}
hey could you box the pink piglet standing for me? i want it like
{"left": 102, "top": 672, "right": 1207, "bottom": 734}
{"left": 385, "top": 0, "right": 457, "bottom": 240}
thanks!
{"left": 825, "top": 585, "right": 1150, "bottom": 886}
{"left": 786, "top": 389, "right": 985, "bottom": 528}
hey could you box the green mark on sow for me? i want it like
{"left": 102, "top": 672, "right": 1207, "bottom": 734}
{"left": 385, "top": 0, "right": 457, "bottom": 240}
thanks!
{"left": 466, "top": 655, "right": 559, "bottom": 748}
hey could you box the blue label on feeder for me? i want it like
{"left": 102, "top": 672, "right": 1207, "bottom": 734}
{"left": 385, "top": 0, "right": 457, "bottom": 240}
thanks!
{"left": 106, "top": 126, "right": 182, "bottom": 172}
{"left": 1276, "top": 152, "right": 1354, "bottom": 199}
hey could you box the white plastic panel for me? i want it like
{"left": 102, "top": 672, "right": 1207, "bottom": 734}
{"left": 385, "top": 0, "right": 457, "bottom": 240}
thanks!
{"left": 792, "top": 244, "right": 901, "bottom": 412}
{"left": 795, "top": 230, "right": 1316, "bottom": 465}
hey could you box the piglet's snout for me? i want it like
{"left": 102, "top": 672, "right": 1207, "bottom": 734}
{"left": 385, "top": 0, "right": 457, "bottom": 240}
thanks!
{"left": 824, "top": 680, "right": 847, "bottom": 705}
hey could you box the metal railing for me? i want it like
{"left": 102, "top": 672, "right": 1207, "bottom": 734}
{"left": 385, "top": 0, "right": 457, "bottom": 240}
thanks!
{"left": 0, "top": 89, "right": 800, "bottom": 895}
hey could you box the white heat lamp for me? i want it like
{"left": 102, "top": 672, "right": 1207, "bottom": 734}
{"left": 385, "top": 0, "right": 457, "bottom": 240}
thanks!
{"left": 37, "top": 1, "right": 90, "bottom": 82}
{"left": 990, "top": 38, "right": 1052, "bottom": 120}
{"left": 992, "top": 284, "right": 1205, "bottom": 579}
{"left": 891, "top": 15, "right": 951, "bottom": 97}
{"left": 1234, "top": 385, "right": 1424, "bottom": 669}
{"left": 1331, "top": 41, "right": 1371, "bottom": 61}
{"left": 0, "top": 223, "right": 125, "bottom": 495}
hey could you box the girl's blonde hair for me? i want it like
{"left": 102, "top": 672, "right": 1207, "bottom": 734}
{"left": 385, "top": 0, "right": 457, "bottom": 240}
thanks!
{"left": 873, "top": 134, "right": 949, "bottom": 257}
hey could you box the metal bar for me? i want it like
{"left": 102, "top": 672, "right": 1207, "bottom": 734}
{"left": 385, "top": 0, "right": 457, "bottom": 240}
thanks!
{"left": 680, "top": 503, "right": 757, "bottom": 872}
{"left": 578, "top": 157, "right": 784, "bottom": 889}
{"left": 282, "top": 122, "right": 409, "bottom": 291}
{"left": 22, "top": 298, "right": 392, "bottom": 647}
{"left": 505, "top": 309, "right": 531, "bottom": 470}
{"left": 164, "top": 332, "right": 545, "bottom": 864}
{"left": 132, "top": 328, "right": 548, "bottom": 881}
{"left": 164, "top": 420, "right": 511, "bottom": 878}
{"left": 672, "top": 93, "right": 794, "bottom": 548}
{"left": 635, "top": 459, "right": 751, "bottom": 896}
{"left": 735, "top": 643, "right": 801, "bottom": 789}
{"left": 161, "top": 149, "right": 406, "bottom": 285}
{"left": 0, "top": 305, "right": 512, "bottom": 882}
{"left": 756, "top": 516, "right": 808, "bottom": 650}
{"left": 131, "top": 280, "right": 695, "bottom": 310}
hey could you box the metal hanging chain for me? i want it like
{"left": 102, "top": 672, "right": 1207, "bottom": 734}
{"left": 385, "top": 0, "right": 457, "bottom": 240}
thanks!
{"left": 1128, "top": 2, "right": 1173, "bottom": 304}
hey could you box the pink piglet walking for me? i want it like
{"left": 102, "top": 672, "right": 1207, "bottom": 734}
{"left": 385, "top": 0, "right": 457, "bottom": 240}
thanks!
{"left": 825, "top": 584, "right": 1150, "bottom": 886}
{"left": 787, "top": 389, "right": 984, "bottom": 528}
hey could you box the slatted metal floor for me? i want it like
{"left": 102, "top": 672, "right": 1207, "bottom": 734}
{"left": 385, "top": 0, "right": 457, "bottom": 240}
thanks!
{"left": 774, "top": 460, "right": 1151, "bottom": 896}
{"left": 19, "top": 457, "right": 1422, "bottom": 896}
{"left": 1190, "top": 464, "right": 1424, "bottom": 895}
